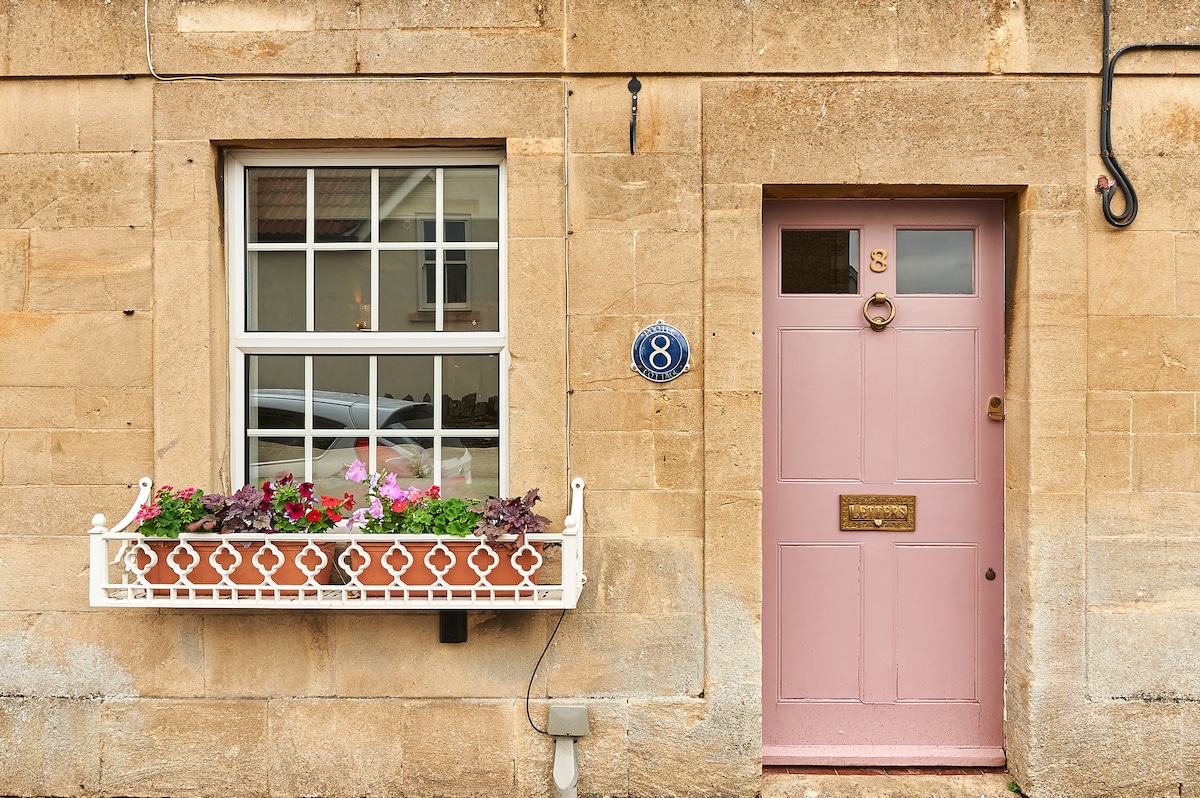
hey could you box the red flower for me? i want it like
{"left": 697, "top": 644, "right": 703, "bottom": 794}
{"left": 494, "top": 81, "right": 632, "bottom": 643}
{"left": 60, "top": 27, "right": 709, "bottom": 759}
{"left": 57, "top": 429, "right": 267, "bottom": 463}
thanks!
{"left": 390, "top": 499, "right": 407, "bottom": 513}
{"left": 306, "top": 509, "right": 321, "bottom": 523}
{"left": 342, "top": 492, "right": 356, "bottom": 510}
{"left": 326, "top": 510, "right": 343, "bottom": 523}
{"left": 285, "top": 502, "right": 305, "bottom": 521}
{"left": 427, "top": 485, "right": 441, "bottom": 499}
{"left": 298, "top": 482, "right": 314, "bottom": 501}
{"left": 320, "top": 495, "right": 341, "bottom": 508}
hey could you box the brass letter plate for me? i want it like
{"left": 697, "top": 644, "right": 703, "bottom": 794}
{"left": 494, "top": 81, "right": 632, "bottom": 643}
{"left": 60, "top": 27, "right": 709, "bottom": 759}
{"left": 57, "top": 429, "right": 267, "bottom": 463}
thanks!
{"left": 840, "top": 495, "right": 916, "bottom": 532}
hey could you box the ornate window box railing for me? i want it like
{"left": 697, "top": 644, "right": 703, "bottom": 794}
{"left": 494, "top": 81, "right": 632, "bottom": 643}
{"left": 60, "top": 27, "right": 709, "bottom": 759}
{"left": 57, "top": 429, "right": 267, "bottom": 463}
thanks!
{"left": 89, "top": 478, "right": 585, "bottom": 610}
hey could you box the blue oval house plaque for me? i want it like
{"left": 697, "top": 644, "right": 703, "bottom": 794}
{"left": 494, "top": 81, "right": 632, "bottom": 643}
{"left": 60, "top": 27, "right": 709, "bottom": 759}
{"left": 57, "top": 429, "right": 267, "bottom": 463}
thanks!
{"left": 631, "top": 320, "right": 691, "bottom": 383}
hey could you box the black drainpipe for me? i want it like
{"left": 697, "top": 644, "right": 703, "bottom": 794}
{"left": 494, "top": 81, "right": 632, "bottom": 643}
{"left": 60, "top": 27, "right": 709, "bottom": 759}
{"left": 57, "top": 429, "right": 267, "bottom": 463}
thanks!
{"left": 1098, "top": 0, "right": 1200, "bottom": 228}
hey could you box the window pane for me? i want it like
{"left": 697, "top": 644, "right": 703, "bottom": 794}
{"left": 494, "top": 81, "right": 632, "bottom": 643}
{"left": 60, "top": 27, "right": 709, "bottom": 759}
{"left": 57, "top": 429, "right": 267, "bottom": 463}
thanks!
{"left": 379, "top": 168, "right": 436, "bottom": 242}
{"left": 781, "top": 230, "right": 859, "bottom": 294}
{"left": 444, "top": 167, "right": 500, "bottom": 243}
{"left": 247, "top": 251, "right": 306, "bottom": 332}
{"left": 449, "top": 438, "right": 498, "bottom": 500}
{"left": 447, "top": 250, "right": 499, "bottom": 331}
{"left": 314, "top": 168, "right": 371, "bottom": 243}
{"left": 378, "top": 356, "right": 436, "bottom": 417}
{"left": 442, "top": 355, "right": 500, "bottom": 429}
{"left": 896, "top": 230, "right": 974, "bottom": 294}
{"left": 313, "top": 356, "right": 370, "bottom": 422}
{"left": 378, "top": 251, "right": 424, "bottom": 331}
{"left": 314, "top": 251, "right": 370, "bottom": 331}
{"left": 249, "top": 437, "right": 307, "bottom": 486}
{"left": 247, "top": 355, "right": 305, "bottom": 429}
{"left": 248, "top": 168, "right": 306, "bottom": 244}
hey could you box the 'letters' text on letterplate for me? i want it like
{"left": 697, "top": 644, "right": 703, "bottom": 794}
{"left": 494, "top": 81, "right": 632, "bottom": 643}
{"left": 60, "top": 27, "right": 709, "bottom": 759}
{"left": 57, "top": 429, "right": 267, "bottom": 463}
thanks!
{"left": 839, "top": 495, "right": 917, "bottom": 532}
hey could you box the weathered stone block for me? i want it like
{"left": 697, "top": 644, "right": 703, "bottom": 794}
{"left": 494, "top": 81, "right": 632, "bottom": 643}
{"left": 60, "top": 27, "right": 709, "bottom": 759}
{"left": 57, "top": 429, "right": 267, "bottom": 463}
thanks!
{"left": 520, "top": 698, "right": 630, "bottom": 797}
{"left": 1087, "top": 391, "right": 1131, "bottom": 432}
{"left": 506, "top": 153, "right": 566, "bottom": 240}
{"left": 704, "top": 489, "right": 762, "bottom": 615}
{"left": 1087, "top": 317, "right": 1200, "bottom": 391}
{"left": 267, "top": 698, "right": 406, "bottom": 798}
{"left": 1088, "top": 490, "right": 1200, "bottom": 538}
{"left": 898, "top": 0, "right": 1028, "bottom": 74}
{"left": 151, "top": 30, "right": 359, "bottom": 76}
{"left": 567, "top": 314, "right": 643, "bottom": 390}
{"left": 79, "top": 78, "right": 153, "bottom": 153}
{"left": 359, "top": 28, "right": 563, "bottom": 74}
{"left": 0, "top": 387, "right": 71, "bottom": 428}
{"left": 568, "top": 230, "right": 636, "bottom": 315}
{"left": 545, "top": 613, "right": 704, "bottom": 697}
{"left": 0, "top": 430, "right": 51, "bottom": 485}
{"left": 635, "top": 229, "right": 703, "bottom": 315}
{"left": 330, "top": 612, "right": 550, "bottom": 698}
{"left": 705, "top": 391, "right": 762, "bottom": 492}
{"left": 569, "top": 430, "right": 655, "bottom": 491}
{"left": 568, "top": 77, "right": 700, "bottom": 155}
{"left": 1089, "top": 537, "right": 1200, "bottom": 606}
{"left": 1087, "top": 230, "right": 1175, "bottom": 315}
{"left": 28, "top": 228, "right": 152, "bottom": 312}
{"left": 153, "top": 142, "right": 219, "bottom": 243}
{"left": 0, "top": 230, "right": 28, "bottom": 312}
{"left": 1133, "top": 433, "right": 1200, "bottom": 492}
{"left": 74, "top": 387, "right": 154, "bottom": 431}
{"left": 0, "top": 484, "right": 143, "bottom": 537}
{"left": 400, "top": 699, "right": 521, "bottom": 798}
{"left": 100, "top": 698, "right": 269, "bottom": 797}
{"left": 0, "top": 696, "right": 100, "bottom": 797}
{"left": 626, "top": 697, "right": 758, "bottom": 797}
{"left": 204, "top": 613, "right": 333, "bottom": 698}
{"left": 1026, "top": 0, "right": 1099, "bottom": 74}
{"left": 568, "top": 153, "right": 702, "bottom": 232}
{"left": 1133, "top": 392, "right": 1196, "bottom": 433}
{"left": 1086, "top": 432, "right": 1131, "bottom": 492}
{"left": 0, "top": 537, "right": 90, "bottom": 612}
{"left": 751, "top": 1, "right": 899, "bottom": 73}
{"left": 702, "top": 79, "right": 1086, "bottom": 187}
{"left": 362, "top": 0, "right": 564, "bottom": 29}
{"left": 567, "top": 0, "right": 752, "bottom": 73}
{"left": 50, "top": 430, "right": 153, "bottom": 486}
{"left": 1089, "top": 608, "right": 1200, "bottom": 699}
{"left": 1, "top": 1, "right": 144, "bottom": 77}
{"left": 0, "top": 153, "right": 152, "bottom": 229}
{"left": 598, "top": 537, "right": 703, "bottom": 614}
{"left": 154, "top": 79, "right": 564, "bottom": 143}
{"left": 584, "top": 488, "right": 703, "bottom": 539}
{"left": 0, "top": 79, "right": 77, "bottom": 153}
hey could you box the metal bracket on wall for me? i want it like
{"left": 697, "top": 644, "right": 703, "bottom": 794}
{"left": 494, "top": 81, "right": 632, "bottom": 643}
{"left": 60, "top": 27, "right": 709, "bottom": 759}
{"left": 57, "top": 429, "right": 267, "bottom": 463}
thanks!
{"left": 628, "top": 76, "right": 641, "bottom": 155}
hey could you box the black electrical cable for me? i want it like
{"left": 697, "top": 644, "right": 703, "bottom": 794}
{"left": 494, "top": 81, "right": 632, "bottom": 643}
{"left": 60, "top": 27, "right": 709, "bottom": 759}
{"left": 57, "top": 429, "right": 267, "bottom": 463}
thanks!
{"left": 1099, "top": 0, "right": 1200, "bottom": 228}
{"left": 526, "top": 606, "right": 568, "bottom": 735}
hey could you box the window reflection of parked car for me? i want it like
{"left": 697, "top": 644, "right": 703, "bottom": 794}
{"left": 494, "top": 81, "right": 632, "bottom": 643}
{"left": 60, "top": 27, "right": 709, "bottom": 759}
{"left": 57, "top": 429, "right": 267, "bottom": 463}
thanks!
{"left": 249, "top": 389, "right": 473, "bottom": 497}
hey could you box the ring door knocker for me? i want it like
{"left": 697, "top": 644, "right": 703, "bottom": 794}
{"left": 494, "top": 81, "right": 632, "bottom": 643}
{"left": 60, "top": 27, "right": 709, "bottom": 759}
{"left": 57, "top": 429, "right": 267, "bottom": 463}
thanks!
{"left": 863, "top": 292, "right": 896, "bottom": 331}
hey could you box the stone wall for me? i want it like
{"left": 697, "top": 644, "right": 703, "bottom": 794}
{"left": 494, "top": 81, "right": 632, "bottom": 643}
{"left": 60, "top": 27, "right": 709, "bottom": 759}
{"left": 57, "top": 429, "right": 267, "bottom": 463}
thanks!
{"left": 1, "top": 1, "right": 1200, "bottom": 796}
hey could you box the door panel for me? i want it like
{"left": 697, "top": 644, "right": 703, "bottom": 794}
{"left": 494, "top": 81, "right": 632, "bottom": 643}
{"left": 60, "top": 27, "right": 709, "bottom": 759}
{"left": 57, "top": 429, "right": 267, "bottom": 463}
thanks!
{"left": 762, "top": 199, "right": 1004, "bottom": 766}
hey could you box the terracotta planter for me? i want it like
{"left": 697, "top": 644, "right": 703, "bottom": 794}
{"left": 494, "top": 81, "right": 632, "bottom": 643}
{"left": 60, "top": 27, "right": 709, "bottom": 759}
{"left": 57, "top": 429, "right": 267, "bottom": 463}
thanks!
{"left": 137, "top": 538, "right": 335, "bottom": 596}
{"left": 344, "top": 538, "right": 543, "bottom": 597}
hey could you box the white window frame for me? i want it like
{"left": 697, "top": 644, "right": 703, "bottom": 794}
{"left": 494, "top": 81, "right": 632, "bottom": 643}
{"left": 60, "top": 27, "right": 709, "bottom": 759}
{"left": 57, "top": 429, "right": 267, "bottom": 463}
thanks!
{"left": 224, "top": 149, "right": 508, "bottom": 494}
{"left": 419, "top": 216, "right": 471, "bottom": 311}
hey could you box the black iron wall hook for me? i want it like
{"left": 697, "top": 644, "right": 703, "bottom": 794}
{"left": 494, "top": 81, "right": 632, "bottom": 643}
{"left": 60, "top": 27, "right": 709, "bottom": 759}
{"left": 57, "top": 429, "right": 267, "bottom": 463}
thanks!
{"left": 628, "top": 76, "right": 641, "bottom": 155}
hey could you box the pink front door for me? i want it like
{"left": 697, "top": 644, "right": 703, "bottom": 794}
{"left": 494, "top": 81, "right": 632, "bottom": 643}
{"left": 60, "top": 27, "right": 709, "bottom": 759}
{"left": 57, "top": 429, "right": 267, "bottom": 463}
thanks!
{"left": 762, "top": 199, "right": 1005, "bottom": 766}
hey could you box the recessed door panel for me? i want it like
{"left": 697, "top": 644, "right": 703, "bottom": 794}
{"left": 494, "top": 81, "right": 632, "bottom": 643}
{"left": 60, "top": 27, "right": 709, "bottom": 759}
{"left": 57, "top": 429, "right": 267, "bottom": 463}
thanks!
{"left": 895, "top": 329, "right": 977, "bottom": 481}
{"left": 763, "top": 199, "right": 1004, "bottom": 766}
{"left": 779, "top": 329, "right": 863, "bottom": 481}
{"left": 779, "top": 543, "right": 863, "bottom": 700}
{"left": 895, "top": 543, "right": 978, "bottom": 701}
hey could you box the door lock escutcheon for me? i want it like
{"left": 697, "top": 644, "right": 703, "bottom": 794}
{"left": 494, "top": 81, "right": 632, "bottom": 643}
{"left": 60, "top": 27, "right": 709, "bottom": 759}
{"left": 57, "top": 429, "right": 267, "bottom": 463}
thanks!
{"left": 863, "top": 292, "right": 896, "bottom": 331}
{"left": 987, "top": 395, "right": 1004, "bottom": 421}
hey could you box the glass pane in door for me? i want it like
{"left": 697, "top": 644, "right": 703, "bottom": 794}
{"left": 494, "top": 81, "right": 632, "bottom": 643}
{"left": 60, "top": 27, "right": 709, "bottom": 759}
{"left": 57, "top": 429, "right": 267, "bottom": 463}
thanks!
{"left": 896, "top": 230, "right": 974, "bottom": 294}
{"left": 781, "top": 230, "right": 859, "bottom": 294}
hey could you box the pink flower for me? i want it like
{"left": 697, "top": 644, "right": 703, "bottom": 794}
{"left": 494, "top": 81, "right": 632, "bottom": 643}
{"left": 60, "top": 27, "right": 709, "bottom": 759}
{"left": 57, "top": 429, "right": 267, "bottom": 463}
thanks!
{"left": 135, "top": 503, "right": 161, "bottom": 521}
{"left": 346, "top": 460, "right": 368, "bottom": 483}
{"left": 368, "top": 497, "right": 384, "bottom": 520}
{"left": 379, "top": 472, "right": 403, "bottom": 502}
{"left": 179, "top": 487, "right": 198, "bottom": 500}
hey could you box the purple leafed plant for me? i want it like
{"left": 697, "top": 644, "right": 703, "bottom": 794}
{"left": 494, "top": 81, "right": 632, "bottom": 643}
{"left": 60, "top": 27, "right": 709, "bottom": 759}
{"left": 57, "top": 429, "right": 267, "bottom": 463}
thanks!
{"left": 474, "top": 488, "right": 550, "bottom": 550}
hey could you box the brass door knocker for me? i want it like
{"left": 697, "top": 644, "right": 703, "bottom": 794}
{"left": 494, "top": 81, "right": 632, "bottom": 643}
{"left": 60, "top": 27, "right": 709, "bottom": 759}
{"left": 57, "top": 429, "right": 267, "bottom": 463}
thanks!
{"left": 863, "top": 292, "right": 896, "bottom": 331}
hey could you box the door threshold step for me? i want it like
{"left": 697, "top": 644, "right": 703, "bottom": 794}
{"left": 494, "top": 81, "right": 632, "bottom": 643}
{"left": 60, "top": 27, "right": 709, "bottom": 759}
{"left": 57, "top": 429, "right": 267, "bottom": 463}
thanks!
{"left": 763, "top": 769, "right": 1016, "bottom": 798}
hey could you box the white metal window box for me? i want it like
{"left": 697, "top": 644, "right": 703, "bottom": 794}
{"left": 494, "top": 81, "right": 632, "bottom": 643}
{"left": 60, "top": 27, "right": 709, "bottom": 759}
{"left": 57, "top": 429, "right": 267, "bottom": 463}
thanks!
{"left": 89, "top": 478, "right": 585, "bottom": 610}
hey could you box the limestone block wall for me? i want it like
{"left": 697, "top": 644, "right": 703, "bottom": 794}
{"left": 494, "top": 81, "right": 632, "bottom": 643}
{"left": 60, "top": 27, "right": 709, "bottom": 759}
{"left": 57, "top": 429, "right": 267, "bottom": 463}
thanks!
{"left": 0, "top": 1, "right": 1199, "bottom": 797}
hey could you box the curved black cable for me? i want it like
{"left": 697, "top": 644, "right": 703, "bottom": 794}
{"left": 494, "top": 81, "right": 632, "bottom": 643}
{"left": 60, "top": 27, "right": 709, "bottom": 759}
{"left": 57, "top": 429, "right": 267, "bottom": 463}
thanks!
{"left": 526, "top": 607, "right": 568, "bottom": 735}
{"left": 1099, "top": 0, "right": 1200, "bottom": 228}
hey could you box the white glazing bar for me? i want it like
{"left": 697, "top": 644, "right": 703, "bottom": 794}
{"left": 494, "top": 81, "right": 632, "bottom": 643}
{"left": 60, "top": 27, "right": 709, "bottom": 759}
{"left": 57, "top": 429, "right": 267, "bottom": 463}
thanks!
{"left": 304, "top": 355, "right": 314, "bottom": 484}
{"left": 435, "top": 167, "right": 445, "bottom": 332}
{"left": 305, "top": 168, "right": 316, "bottom": 332}
{"left": 432, "top": 355, "right": 443, "bottom": 486}
{"left": 370, "top": 168, "right": 380, "bottom": 331}
{"left": 368, "top": 355, "right": 379, "bottom": 473}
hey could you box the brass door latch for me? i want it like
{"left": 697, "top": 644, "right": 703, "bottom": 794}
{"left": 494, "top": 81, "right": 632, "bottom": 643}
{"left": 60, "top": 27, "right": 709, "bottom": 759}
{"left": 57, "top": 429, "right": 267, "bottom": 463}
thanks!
{"left": 987, "top": 395, "right": 1004, "bottom": 421}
